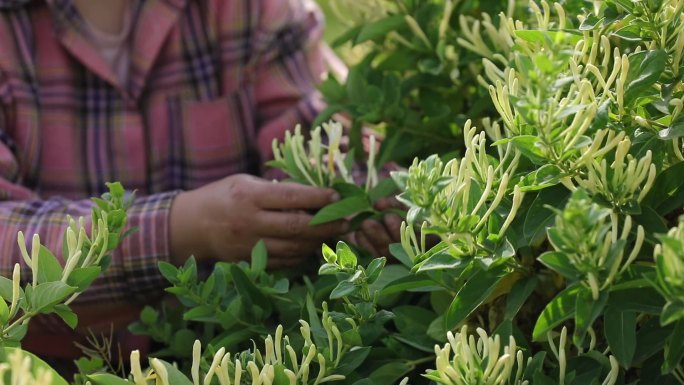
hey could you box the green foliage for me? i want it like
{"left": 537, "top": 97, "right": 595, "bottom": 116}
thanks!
{"left": 6, "top": 0, "right": 684, "bottom": 384}
{"left": 0, "top": 183, "right": 131, "bottom": 384}
{"left": 317, "top": 0, "right": 516, "bottom": 165}
{"left": 0, "top": 182, "right": 131, "bottom": 346}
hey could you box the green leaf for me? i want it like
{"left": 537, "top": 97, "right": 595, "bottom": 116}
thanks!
{"left": 0, "top": 297, "right": 9, "bottom": 324}
{"left": 368, "top": 361, "right": 413, "bottom": 384}
{"left": 657, "top": 115, "right": 684, "bottom": 140}
{"left": 0, "top": 276, "right": 13, "bottom": 302}
{"left": 508, "top": 135, "right": 547, "bottom": 164}
{"left": 662, "top": 302, "right": 684, "bottom": 326}
{"left": 379, "top": 274, "right": 440, "bottom": 297}
{"left": 643, "top": 161, "right": 684, "bottom": 215}
{"left": 369, "top": 178, "right": 398, "bottom": 203}
{"left": 230, "top": 265, "right": 271, "bottom": 317}
{"left": 140, "top": 306, "right": 158, "bottom": 324}
{"left": 604, "top": 307, "right": 636, "bottom": 368}
{"left": 322, "top": 243, "right": 337, "bottom": 264}
{"left": 5, "top": 348, "right": 69, "bottom": 385}
{"left": 37, "top": 246, "right": 63, "bottom": 283}
{"left": 366, "top": 257, "right": 386, "bottom": 284}
{"left": 88, "top": 373, "right": 131, "bottom": 385}
{"left": 150, "top": 359, "right": 193, "bottom": 385}
{"left": 504, "top": 276, "right": 538, "bottom": 321}
{"left": 318, "top": 263, "right": 339, "bottom": 275}
{"left": 538, "top": 252, "right": 580, "bottom": 280}
{"left": 66, "top": 267, "right": 101, "bottom": 292}
{"left": 523, "top": 185, "right": 570, "bottom": 243}
{"left": 251, "top": 240, "right": 268, "bottom": 273}
{"left": 356, "top": 15, "right": 407, "bottom": 44}
{"left": 389, "top": 243, "right": 413, "bottom": 268}
{"left": 30, "top": 281, "right": 77, "bottom": 313}
{"left": 445, "top": 264, "right": 509, "bottom": 330}
{"left": 608, "top": 286, "right": 664, "bottom": 314}
{"left": 393, "top": 305, "right": 436, "bottom": 334}
{"left": 336, "top": 241, "right": 357, "bottom": 268}
{"left": 336, "top": 346, "right": 371, "bottom": 375}
{"left": 415, "top": 248, "right": 469, "bottom": 273}
{"left": 330, "top": 280, "right": 358, "bottom": 299}
{"left": 331, "top": 25, "right": 362, "bottom": 48}
{"left": 158, "top": 261, "right": 179, "bottom": 283}
{"left": 310, "top": 196, "right": 372, "bottom": 225}
{"left": 624, "top": 50, "right": 667, "bottom": 105}
{"left": 663, "top": 320, "right": 684, "bottom": 373}
{"left": 53, "top": 304, "right": 78, "bottom": 329}
{"left": 574, "top": 287, "right": 608, "bottom": 345}
{"left": 533, "top": 284, "right": 580, "bottom": 341}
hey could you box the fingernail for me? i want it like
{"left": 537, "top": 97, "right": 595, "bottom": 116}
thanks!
{"left": 331, "top": 192, "right": 341, "bottom": 202}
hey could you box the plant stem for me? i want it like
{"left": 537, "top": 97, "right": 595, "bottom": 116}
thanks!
{"left": 3, "top": 312, "right": 32, "bottom": 337}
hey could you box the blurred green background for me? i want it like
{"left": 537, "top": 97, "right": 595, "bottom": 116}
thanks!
{"left": 315, "top": 0, "right": 345, "bottom": 44}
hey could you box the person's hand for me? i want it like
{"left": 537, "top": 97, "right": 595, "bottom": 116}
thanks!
{"left": 169, "top": 174, "right": 348, "bottom": 268}
{"left": 345, "top": 197, "right": 404, "bottom": 258}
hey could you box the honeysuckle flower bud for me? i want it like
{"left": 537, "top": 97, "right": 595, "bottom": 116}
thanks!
{"left": 602, "top": 356, "right": 619, "bottom": 385}
{"left": 31, "top": 234, "right": 40, "bottom": 287}
{"left": 17, "top": 231, "right": 31, "bottom": 267}
{"left": 130, "top": 350, "right": 147, "bottom": 385}
{"left": 61, "top": 250, "right": 81, "bottom": 283}
{"left": 559, "top": 327, "right": 568, "bottom": 385}
{"left": 9, "top": 263, "right": 20, "bottom": 318}
{"left": 191, "top": 340, "right": 201, "bottom": 385}
{"left": 150, "top": 358, "right": 169, "bottom": 385}
{"left": 275, "top": 325, "right": 283, "bottom": 363}
{"left": 234, "top": 359, "right": 242, "bottom": 385}
{"left": 248, "top": 361, "right": 260, "bottom": 385}
{"left": 299, "top": 320, "right": 312, "bottom": 347}
{"left": 204, "top": 347, "right": 225, "bottom": 385}
{"left": 405, "top": 15, "right": 431, "bottom": 49}
{"left": 66, "top": 227, "right": 77, "bottom": 258}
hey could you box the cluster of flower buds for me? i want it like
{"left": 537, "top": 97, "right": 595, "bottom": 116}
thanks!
{"left": 0, "top": 349, "right": 54, "bottom": 385}
{"left": 271, "top": 121, "right": 380, "bottom": 192}
{"left": 129, "top": 307, "right": 348, "bottom": 385}
{"left": 423, "top": 325, "right": 528, "bottom": 385}
{"left": 547, "top": 327, "right": 619, "bottom": 385}
{"left": 396, "top": 120, "right": 524, "bottom": 260}
{"left": 653, "top": 219, "right": 684, "bottom": 325}
{"left": 574, "top": 137, "right": 656, "bottom": 209}
{"left": 272, "top": 122, "right": 351, "bottom": 187}
{"left": 546, "top": 191, "right": 645, "bottom": 300}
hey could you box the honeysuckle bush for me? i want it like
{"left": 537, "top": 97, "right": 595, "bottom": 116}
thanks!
{"left": 317, "top": 0, "right": 517, "bottom": 165}
{"left": 0, "top": 183, "right": 132, "bottom": 384}
{"left": 125, "top": 1, "right": 684, "bottom": 384}
{"left": 267, "top": 121, "right": 399, "bottom": 229}
{"left": 8, "top": 0, "right": 684, "bottom": 384}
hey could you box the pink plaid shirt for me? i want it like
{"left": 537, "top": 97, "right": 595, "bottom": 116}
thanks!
{"left": 0, "top": 0, "right": 325, "bottom": 303}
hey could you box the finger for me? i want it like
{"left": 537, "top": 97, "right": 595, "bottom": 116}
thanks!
{"left": 257, "top": 211, "right": 349, "bottom": 239}
{"left": 255, "top": 181, "right": 339, "bottom": 210}
{"left": 355, "top": 231, "right": 379, "bottom": 257}
{"left": 374, "top": 197, "right": 404, "bottom": 211}
{"left": 361, "top": 219, "right": 392, "bottom": 256}
{"left": 264, "top": 238, "right": 318, "bottom": 268}
{"left": 384, "top": 214, "right": 403, "bottom": 242}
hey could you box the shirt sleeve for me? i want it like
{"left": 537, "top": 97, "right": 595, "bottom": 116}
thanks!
{"left": 0, "top": 75, "right": 178, "bottom": 304}
{"left": 251, "top": 0, "right": 327, "bottom": 165}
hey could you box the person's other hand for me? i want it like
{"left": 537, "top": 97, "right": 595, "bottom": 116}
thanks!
{"left": 345, "top": 197, "right": 404, "bottom": 258}
{"left": 169, "top": 174, "right": 348, "bottom": 268}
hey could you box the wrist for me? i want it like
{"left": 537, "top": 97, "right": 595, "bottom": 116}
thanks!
{"left": 169, "top": 190, "right": 207, "bottom": 265}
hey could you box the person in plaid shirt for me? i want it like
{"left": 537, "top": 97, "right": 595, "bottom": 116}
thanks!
{"left": 0, "top": 0, "right": 402, "bottom": 353}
